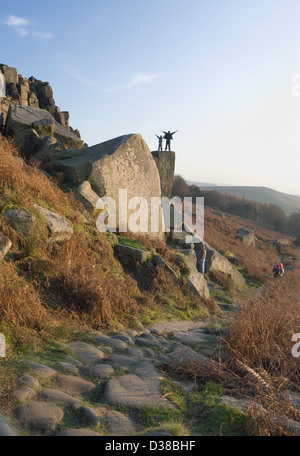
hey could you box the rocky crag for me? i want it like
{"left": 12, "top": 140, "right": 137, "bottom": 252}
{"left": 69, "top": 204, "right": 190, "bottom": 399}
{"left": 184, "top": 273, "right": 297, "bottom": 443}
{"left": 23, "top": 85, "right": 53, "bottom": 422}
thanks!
{"left": 0, "top": 63, "right": 80, "bottom": 137}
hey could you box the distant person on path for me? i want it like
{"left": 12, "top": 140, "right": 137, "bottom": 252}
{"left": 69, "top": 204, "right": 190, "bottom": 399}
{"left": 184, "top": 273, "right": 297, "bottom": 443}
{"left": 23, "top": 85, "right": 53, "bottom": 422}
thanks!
{"left": 162, "top": 129, "right": 178, "bottom": 151}
{"left": 0, "top": 113, "right": 4, "bottom": 134}
{"left": 272, "top": 262, "right": 278, "bottom": 277}
{"left": 198, "top": 244, "right": 207, "bottom": 276}
{"left": 273, "top": 261, "right": 284, "bottom": 278}
{"left": 156, "top": 134, "right": 163, "bottom": 151}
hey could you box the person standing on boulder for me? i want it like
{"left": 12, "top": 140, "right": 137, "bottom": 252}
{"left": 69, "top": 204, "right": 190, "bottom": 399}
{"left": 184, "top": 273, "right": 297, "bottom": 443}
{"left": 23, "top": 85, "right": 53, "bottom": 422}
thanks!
{"left": 162, "top": 129, "right": 178, "bottom": 151}
{"left": 198, "top": 244, "right": 207, "bottom": 276}
{"left": 156, "top": 134, "right": 163, "bottom": 151}
{"left": 0, "top": 113, "right": 4, "bottom": 135}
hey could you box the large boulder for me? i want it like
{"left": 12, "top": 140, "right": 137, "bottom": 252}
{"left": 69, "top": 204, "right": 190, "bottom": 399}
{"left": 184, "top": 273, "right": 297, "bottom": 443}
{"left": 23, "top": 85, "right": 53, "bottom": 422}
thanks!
{"left": 6, "top": 104, "right": 84, "bottom": 153}
{"left": 235, "top": 228, "right": 256, "bottom": 248}
{"left": 151, "top": 151, "right": 175, "bottom": 198}
{"left": 57, "top": 134, "right": 164, "bottom": 240}
{"left": 200, "top": 241, "right": 246, "bottom": 291}
{"left": 180, "top": 249, "right": 210, "bottom": 299}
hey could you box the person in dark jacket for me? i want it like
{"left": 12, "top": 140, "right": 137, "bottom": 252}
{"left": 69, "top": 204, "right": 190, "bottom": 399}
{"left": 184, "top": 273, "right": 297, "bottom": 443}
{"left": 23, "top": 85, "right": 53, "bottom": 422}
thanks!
{"left": 156, "top": 134, "right": 163, "bottom": 151}
{"left": 162, "top": 129, "right": 178, "bottom": 151}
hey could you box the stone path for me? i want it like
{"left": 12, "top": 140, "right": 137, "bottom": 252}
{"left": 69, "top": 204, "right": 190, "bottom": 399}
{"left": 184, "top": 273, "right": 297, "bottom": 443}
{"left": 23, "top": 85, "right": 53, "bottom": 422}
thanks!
{"left": 1, "top": 290, "right": 299, "bottom": 436}
{"left": 0, "top": 317, "right": 224, "bottom": 436}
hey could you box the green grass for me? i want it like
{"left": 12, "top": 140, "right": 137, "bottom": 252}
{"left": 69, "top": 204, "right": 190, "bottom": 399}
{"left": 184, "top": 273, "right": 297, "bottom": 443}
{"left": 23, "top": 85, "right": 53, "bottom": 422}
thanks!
{"left": 137, "top": 379, "right": 247, "bottom": 436}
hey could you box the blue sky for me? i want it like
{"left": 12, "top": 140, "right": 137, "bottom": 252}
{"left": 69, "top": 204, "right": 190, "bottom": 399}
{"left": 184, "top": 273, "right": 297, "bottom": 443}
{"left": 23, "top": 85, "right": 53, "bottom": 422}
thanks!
{"left": 1, "top": 0, "right": 300, "bottom": 195}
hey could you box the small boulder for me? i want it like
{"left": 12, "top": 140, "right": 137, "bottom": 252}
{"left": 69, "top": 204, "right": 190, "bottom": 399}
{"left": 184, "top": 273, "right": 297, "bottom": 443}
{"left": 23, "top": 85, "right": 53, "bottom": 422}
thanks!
{"left": 33, "top": 204, "right": 73, "bottom": 242}
{"left": 4, "top": 210, "right": 36, "bottom": 237}
{"left": 0, "top": 232, "right": 12, "bottom": 260}
{"left": 235, "top": 228, "right": 256, "bottom": 248}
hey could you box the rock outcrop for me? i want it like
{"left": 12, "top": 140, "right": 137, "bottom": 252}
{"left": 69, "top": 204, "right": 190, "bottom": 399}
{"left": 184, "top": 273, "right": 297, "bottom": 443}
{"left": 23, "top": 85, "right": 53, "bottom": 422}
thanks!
{"left": 151, "top": 151, "right": 175, "bottom": 198}
{"left": 6, "top": 105, "right": 84, "bottom": 158}
{"left": 57, "top": 134, "right": 164, "bottom": 240}
{"left": 0, "top": 63, "right": 80, "bottom": 138}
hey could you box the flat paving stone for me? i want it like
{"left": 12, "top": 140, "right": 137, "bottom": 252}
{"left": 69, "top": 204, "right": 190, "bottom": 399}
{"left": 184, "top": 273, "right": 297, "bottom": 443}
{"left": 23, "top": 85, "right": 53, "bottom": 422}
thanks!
{"left": 13, "top": 387, "right": 37, "bottom": 403}
{"left": 20, "top": 374, "right": 40, "bottom": 388}
{"left": 152, "top": 320, "right": 206, "bottom": 333}
{"left": 67, "top": 342, "right": 105, "bottom": 363}
{"left": 106, "top": 410, "right": 136, "bottom": 436}
{"left": 55, "top": 375, "right": 95, "bottom": 396}
{"left": 54, "top": 429, "right": 102, "bottom": 436}
{"left": 107, "top": 355, "right": 139, "bottom": 366}
{"left": 109, "top": 332, "right": 134, "bottom": 344}
{"left": 25, "top": 360, "right": 57, "bottom": 379}
{"left": 104, "top": 362, "right": 173, "bottom": 409}
{"left": 168, "top": 345, "right": 210, "bottom": 364}
{"left": 92, "top": 335, "right": 127, "bottom": 350}
{"left": 172, "top": 330, "right": 210, "bottom": 345}
{"left": 219, "top": 395, "right": 250, "bottom": 414}
{"left": 83, "top": 364, "right": 115, "bottom": 379}
{"left": 57, "top": 362, "right": 79, "bottom": 375}
{"left": 15, "top": 401, "right": 64, "bottom": 433}
{"left": 134, "top": 337, "right": 161, "bottom": 349}
{"left": 125, "top": 347, "right": 144, "bottom": 359}
{"left": 40, "top": 389, "right": 82, "bottom": 409}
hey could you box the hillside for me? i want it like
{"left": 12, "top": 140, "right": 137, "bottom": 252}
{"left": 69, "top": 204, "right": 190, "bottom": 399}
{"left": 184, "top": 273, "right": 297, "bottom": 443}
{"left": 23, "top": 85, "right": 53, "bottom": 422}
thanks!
{"left": 187, "top": 183, "right": 300, "bottom": 216}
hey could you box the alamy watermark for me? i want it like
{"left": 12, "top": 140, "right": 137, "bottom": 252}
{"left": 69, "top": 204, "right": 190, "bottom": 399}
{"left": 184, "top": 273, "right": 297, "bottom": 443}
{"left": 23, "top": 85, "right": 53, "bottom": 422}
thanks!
{"left": 95, "top": 191, "right": 204, "bottom": 243}
{"left": 0, "top": 333, "right": 5, "bottom": 358}
{"left": 291, "top": 333, "right": 300, "bottom": 358}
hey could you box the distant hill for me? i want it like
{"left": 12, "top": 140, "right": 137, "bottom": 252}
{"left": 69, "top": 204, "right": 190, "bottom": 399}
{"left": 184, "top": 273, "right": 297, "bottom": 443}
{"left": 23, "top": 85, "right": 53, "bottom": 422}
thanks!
{"left": 186, "top": 183, "right": 300, "bottom": 216}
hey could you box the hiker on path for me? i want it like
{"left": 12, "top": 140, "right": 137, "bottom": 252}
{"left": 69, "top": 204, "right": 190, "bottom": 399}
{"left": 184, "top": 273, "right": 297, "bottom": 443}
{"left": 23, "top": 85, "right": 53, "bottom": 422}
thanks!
{"left": 272, "top": 262, "right": 278, "bottom": 277}
{"left": 156, "top": 134, "right": 163, "bottom": 151}
{"left": 0, "top": 113, "right": 4, "bottom": 135}
{"left": 273, "top": 261, "right": 284, "bottom": 278}
{"left": 198, "top": 244, "right": 207, "bottom": 276}
{"left": 162, "top": 129, "right": 178, "bottom": 151}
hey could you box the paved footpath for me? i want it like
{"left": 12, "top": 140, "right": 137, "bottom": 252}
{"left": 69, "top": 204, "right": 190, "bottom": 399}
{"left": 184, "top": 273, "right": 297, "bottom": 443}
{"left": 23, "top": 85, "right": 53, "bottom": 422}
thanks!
{"left": 0, "top": 318, "right": 223, "bottom": 436}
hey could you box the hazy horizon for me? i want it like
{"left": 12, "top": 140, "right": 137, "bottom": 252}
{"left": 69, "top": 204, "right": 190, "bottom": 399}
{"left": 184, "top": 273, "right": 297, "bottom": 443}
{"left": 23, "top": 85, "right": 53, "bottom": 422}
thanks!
{"left": 1, "top": 1, "right": 300, "bottom": 195}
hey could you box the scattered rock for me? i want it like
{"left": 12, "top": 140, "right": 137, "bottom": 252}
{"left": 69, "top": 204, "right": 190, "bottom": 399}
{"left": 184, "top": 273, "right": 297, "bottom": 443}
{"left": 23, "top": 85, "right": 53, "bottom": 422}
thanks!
{"left": 33, "top": 204, "right": 73, "bottom": 242}
{"left": 235, "top": 228, "right": 256, "bottom": 248}
{"left": 4, "top": 209, "right": 36, "bottom": 237}
{"left": 114, "top": 244, "right": 150, "bottom": 266}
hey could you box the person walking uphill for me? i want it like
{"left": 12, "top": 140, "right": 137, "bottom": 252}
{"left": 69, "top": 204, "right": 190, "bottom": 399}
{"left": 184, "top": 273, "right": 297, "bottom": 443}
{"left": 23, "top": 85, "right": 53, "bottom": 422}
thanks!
{"left": 162, "top": 129, "right": 178, "bottom": 151}
{"left": 198, "top": 244, "right": 207, "bottom": 276}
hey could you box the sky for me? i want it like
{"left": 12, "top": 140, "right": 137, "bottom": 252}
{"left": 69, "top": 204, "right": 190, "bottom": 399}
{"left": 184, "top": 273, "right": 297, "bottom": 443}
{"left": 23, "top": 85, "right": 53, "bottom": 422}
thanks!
{"left": 1, "top": 0, "right": 300, "bottom": 196}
